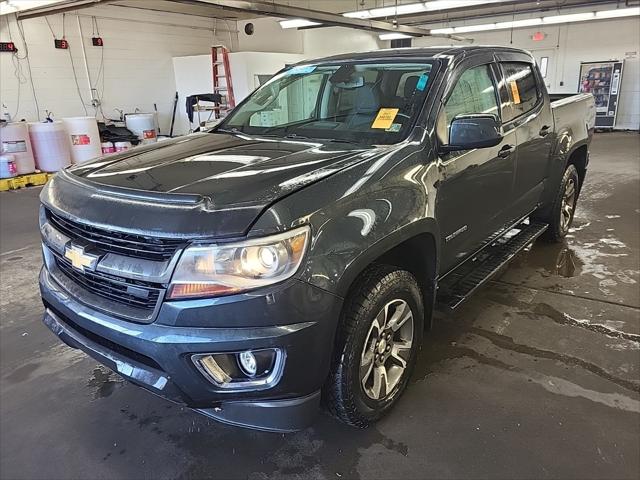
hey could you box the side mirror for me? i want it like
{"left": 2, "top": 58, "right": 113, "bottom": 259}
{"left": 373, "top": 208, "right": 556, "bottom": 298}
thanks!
{"left": 442, "top": 114, "right": 503, "bottom": 153}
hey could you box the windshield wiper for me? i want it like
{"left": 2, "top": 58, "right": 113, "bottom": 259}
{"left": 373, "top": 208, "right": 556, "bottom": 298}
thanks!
{"left": 325, "top": 138, "right": 365, "bottom": 146}
{"left": 215, "top": 127, "right": 243, "bottom": 134}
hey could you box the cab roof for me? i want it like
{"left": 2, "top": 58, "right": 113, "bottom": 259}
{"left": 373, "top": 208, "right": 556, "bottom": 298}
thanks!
{"left": 302, "top": 45, "right": 533, "bottom": 64}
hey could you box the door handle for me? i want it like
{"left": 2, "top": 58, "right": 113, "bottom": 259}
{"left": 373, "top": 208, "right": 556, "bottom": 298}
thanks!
{"left": 498, "top": 144, "right": 514, "bottom": 158}
{"left": 539, "top": 125, "right": 551, "bottom": 137}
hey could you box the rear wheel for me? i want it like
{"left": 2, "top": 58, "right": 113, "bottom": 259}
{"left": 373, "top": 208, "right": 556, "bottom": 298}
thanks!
{"left": 325, "top": 266, "right": 424, "bottom": 427}
{"left": 538, "top": 164, "right": 580, "bottom": 243}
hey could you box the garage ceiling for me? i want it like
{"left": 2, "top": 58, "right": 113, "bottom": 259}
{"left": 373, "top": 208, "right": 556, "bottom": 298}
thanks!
{"left": 10, "top": 0, "right": 638, "bottom": 32}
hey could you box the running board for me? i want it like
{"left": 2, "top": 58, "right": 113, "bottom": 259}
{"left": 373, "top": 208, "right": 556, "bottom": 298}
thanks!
{"left": 436, "top": 221, "right": 548, "bottom": 310}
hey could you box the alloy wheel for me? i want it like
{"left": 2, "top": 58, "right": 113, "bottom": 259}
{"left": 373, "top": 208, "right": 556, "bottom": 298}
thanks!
{"left": 360, "top": 299, "right": 414, "bottom": 400}
{"left": 561, "top": 177, "right": 577, "bottom": 233}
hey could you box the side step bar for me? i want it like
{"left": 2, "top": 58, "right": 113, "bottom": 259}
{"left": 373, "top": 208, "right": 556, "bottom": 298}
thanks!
{"left": 436, "top": 221, "right": 548, "bottom": 310}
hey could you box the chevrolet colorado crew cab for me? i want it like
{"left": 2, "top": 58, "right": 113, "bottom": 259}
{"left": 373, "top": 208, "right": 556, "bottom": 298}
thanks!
{"left": 39, "top": 46, "right": 595, "bottom": 432}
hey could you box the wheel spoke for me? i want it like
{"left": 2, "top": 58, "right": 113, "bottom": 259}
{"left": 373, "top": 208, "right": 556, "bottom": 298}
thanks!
{"left": 360, "top": 351, "right": 375, "bottom": 388}
{"left": 564, "top": 181, "right": 575, "bottom": 199}
{"left": 379, "top": 304, "right": 390, "bottom": 329}
{"left": 387, "top": 302, "right": 412, "bottom": 332}
{"left": 371, "top": 365, "right": 388, "bottom": 399}
{"left": 389, "top": 342, "right": 411, "bottom": 368}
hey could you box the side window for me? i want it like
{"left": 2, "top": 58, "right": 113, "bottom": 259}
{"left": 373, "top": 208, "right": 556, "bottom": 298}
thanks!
{"left": 500, "top": 62, "right": 540, "bottom": 121}
{"left": 437, "top": 64, "right": 499, "bottom": 144}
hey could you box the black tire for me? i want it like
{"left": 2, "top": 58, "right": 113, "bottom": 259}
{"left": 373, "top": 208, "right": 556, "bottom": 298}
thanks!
{"left": 324, "top": 265, "right": 424, "bottom": 428}
{"left": 537, "top": 164, "right": 580, "bottom": 243}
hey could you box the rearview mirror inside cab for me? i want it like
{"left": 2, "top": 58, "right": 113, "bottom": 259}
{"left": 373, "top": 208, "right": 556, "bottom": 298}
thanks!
{"left": 442, "top": 114, "right": 503, "bottom": 153}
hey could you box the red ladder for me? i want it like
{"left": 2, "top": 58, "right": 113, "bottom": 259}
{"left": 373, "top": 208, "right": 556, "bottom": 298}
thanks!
{"left": 211, "top": 45, "right": 236, "bottom": 119}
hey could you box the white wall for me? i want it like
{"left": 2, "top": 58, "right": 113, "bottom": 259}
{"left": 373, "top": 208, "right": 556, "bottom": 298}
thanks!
{"left": 301, "top": 26, "right": 381, "bottom": 58}
{"left": 172, "top": 54, "right": 214, "bottom": 134}
{"left": 237, "top": 17, "right": 303, "bottom": 54}
{"left": 411, "top": 17, "right": 640, "bottom": 130}
{"left": 237, "top": 18, "right": 381, "bottom": 59}
{"left": 0, "top": 4, "right": 234, "bottom": 134}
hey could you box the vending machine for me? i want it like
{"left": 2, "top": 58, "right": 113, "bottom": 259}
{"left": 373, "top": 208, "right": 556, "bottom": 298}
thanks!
{"left": 578, "top": 60, "right": 624, "bottom": 129}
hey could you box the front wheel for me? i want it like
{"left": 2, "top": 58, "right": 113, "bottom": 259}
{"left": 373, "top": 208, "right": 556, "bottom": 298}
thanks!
{"left": 324, "top": 266, "right": 424, "bottom": 428}
{"left": 538, "top": 164, "right": 580, "bottom": 243}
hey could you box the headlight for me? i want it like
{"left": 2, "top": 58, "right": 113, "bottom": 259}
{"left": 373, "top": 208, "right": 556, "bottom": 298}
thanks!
{"left": 167, "top": 226, "right": 310, "bottom": 299}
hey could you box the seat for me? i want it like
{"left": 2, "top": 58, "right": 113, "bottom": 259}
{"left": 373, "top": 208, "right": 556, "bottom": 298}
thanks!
{"left": 346, "top": 84, "right": 381, "bottom": 128}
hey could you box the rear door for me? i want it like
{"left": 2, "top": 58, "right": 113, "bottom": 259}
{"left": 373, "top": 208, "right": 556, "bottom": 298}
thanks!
{"left": 496, "top": 55, "right": 554, "bottom": 221}
{"left": 435, "top": 58, "right": 517, "bottom": 274}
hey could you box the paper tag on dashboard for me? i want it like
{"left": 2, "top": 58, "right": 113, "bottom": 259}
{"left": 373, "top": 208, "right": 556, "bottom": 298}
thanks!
{"left": 510, "top": 81, "right": 521, "bottom": 104}
{"left": 371, "top": 108, "right": 399, "bottom": 129}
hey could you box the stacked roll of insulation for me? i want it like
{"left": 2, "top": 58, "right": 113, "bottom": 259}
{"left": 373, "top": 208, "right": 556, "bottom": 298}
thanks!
{"left": 62, "top": 116, "right": 102, "bottom": 164}
{"left": 29, "top": 121, "right": 72, "bottom": 172}
{"left": 0, "top": 122, "right": 36, "bottom": 175}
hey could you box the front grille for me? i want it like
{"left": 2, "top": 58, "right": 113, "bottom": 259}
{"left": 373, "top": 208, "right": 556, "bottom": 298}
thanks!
{"left": 46, "top": 208, "right": 183, "bottom": 262}
{"left": 54, "top": 251, "right": 162, "bottom": 311}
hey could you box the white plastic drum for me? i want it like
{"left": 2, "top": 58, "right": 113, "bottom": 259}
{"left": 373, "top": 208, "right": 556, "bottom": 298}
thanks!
{"left": 29, "top": 121, "right": 72, "bottom": 172}
{"left": 101, "top": 142, "right": 115, "bottom": 154}
{"left": 114, "top": 141, "right": 132, "bottom": 152}
{"left": 125, "top": 113, "right": 157, "bottom": 144}
{"left": 0, "top": 122, "right": 36, "bottom": 175}
{"left": 0, "top": 154, "right": 18, "bottom": 178}
{"left": 61, "top": 116, "right": 102, "bottom": 164}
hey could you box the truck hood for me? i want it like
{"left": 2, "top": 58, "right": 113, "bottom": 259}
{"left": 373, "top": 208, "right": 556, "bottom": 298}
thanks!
{"left": 41, "top": 132, "right": 378, "bottom": 239}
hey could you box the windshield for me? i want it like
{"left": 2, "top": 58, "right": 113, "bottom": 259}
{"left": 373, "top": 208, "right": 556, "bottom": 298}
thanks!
{"left": 218, "top": 61, "right": 434, "bottom": 145}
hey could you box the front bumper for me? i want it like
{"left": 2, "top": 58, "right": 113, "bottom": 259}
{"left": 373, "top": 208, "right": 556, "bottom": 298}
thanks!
{"left": 40, "top": 267, "right": 342, "bottom": 432}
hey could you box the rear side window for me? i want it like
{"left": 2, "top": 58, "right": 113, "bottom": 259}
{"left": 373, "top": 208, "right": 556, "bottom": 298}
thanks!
{"left": 500, "top": 62, "right": 541, "bottom": 121}
{"left": 437, "top": 64, "right": 499, "bottom": 144}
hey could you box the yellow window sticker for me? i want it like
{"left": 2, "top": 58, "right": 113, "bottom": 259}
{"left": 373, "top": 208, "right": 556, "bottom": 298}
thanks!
{"left": 371, "top": 108, "right": 400, "bottom": 129}
{"left": 510, "top": 80, "right": 521, "bottom": 104}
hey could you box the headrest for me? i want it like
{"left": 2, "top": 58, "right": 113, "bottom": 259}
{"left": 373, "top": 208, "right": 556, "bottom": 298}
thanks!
{"left": 355, "top": 85, "right": 379, "bottom": 112}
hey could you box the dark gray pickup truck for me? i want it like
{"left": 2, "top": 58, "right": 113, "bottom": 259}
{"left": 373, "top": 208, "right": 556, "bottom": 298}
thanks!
{"left": 39, "top": 46, "right": 595, "bottom": 432}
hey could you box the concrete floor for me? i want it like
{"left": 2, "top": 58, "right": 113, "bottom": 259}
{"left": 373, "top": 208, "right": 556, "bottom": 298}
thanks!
{"left": 1, "top": 132, "right": 638, "bottom": 480}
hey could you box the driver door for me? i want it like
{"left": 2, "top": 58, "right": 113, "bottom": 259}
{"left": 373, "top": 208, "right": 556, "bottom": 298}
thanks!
{"left": 435, "top": 62, "right": 517, "bottom": 274}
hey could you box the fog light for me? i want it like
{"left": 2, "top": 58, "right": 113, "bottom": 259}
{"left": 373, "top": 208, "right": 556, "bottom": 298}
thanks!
{"left": 238, "top": 351, "right": 257, "bottom": 377}
{"left": 193, "top": 348, "right": 285, "bottom": 391}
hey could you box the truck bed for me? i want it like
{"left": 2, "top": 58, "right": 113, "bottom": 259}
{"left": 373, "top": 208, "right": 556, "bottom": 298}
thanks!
{"left": 551, "top": 92, "right": 596, "bottom": 137}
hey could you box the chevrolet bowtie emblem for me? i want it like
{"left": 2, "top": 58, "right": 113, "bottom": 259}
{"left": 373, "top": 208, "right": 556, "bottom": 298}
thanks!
{"left": 64, "top": 244, "right": 99, "bottom": 272}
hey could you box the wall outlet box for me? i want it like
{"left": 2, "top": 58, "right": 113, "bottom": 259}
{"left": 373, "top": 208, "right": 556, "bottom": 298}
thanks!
{"left": 54, "top": 39, "right": 69, "bottom": 49}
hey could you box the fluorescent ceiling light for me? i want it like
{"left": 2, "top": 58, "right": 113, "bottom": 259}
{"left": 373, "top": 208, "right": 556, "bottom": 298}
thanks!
{"left": 454, "top": 23, "right": 497, "bottom": 33}
{"left": 430, "top": 27, "right": 455, "bottom": 34}
{"left": 495, "top": 18, "right": 543, "bottom": 29}
{"left": 279, "top": 18, "right": 322, "bottom": 29}
{"left": 379, "top": 33, "right": 413, "bottom": 40}
{"left": 428, "top": 7, "right": 639, "bottom": 35}
{"left": 595, "top": 7, "right": 640, "bottom": 19}
{"left": 543, "top": 12, "right": 594, "bottom": 24}
{"left": 344, "top": 0, "right": 504, "bottom": 19}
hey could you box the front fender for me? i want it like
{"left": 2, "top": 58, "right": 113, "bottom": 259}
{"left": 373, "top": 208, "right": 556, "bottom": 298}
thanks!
{"left": 250, "top": 140, "right": 440, "bottom": 297}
